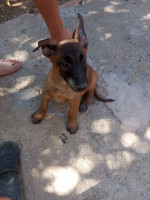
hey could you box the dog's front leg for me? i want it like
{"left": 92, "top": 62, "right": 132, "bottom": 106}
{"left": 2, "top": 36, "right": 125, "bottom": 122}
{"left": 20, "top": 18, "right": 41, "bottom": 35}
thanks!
{"left": 31, "top": 91, "right": 52, "bottom": 124}
{"left": 67, "top": 97, "right": 81, "bottom": 134}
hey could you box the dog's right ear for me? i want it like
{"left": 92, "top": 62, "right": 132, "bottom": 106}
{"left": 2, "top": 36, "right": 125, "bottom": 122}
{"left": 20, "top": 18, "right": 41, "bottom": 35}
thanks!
{"left": 33, "top": 38, "right": 58, "bottom": 57}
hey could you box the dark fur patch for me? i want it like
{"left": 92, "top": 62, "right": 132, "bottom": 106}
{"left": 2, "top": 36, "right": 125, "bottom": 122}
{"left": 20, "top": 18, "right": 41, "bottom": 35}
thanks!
{"left": 58, "top": 43, "right": 88, "bottom": 91}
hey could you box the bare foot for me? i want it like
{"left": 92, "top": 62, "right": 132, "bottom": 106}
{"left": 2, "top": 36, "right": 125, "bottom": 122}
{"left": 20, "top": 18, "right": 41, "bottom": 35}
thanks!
{"left": 0, "top": 59, "right": 22, "bottom": 76}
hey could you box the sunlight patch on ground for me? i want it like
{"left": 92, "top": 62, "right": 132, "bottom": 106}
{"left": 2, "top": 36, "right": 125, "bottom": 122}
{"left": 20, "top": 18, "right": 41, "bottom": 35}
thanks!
{"left": 76, "top": 179, "right": 99, "bottom": 195}
{"left": 30, "top": 41, "right": 41, "bottom": 49}
{"left": 78, "top": 144, "right": 96, "bottom": 159}
{"left": 6, "top": 50, "right": 29, "bottom": 62}
{"left": 20, "top": 87, "right": 41, "bottom": 100}
{"left": 40, "top": 148, "right": 51, "bottom": 156}
{"left": 0, "top": 76, "right": 35, "bottom": 96}
{"left": 10, "top": 37, "right": 29, "bottom": 45}
{"left": 91, "top": 119, "right": 110, "bottom": 134}
{"left": 111, "top": 1, "right": 121, "bottom": 6}
{"left": 87, "top": 10, "right": 98, "bottom": 16}
{"left": 32, "top": 168, "right": 40, "bottom": 178}
{"left": 145, "top": 127, "right": 150, "bottom": 141}
{"left": 13, "top": 76, "right": 35, "bottom": 92}
{"left": 43, "top": 167, "right": 79, "bottom": 196}
{"left": 10, "top": 37, "right": 21, "bottom": 44}
{"left": 105, "top": 33, "right": 112, "bottom": 39}
{"left": 99, "top": 33, "right": 112, "bottom": 41}
{"left": 106, "top": 151, "right": 134, "bottom": 170}
{"left": 0, "top": 88, "right": 8, "bottom": 97}
{"left": 133, "top": 141, "right": 150, "bottom": 154}
{"left": 96, "top": 27, "right": 104, "bottom": 32}
{"left": 104, "top": 5, "right": 129, "bottom": 13}
{"left": 69, "top": 144, "right": 96, "bottom": 173}
{"left": 11, "top": 2, "right": 23, "bottom": 7}
{"left": 142, "top": 13, "right": 150, "bottom": 20}
{"left": 70, "top": 157, "right": 95, "bottom": 174}
{"left": 121, "top": 132, "right": 139, "bottom": 148}
{"left": 121, "top": 132, "right": 150, "bottom": 154}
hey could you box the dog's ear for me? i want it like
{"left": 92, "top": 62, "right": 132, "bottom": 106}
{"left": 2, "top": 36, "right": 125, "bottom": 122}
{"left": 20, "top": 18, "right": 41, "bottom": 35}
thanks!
{"left": 72, "top": 13, "right": 88, "bottom": 49}
{"left": 33, "top": 38, "right": 58, "bottom": 57}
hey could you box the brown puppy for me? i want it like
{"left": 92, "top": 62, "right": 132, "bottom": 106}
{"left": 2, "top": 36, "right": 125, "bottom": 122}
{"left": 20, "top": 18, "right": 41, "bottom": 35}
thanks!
{"left": 32, "top": 14, "right": 114, "bottom": 134}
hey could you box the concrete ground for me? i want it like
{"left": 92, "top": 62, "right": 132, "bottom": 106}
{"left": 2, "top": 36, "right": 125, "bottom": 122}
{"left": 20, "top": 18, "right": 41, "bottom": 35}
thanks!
{"left": 0, "top": 0, "right": 150, "bottom": 199}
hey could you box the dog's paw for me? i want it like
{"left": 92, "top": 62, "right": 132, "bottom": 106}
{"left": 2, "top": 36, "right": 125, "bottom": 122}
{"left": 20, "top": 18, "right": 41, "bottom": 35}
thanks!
{"left": 31, "top": 111, "right": 44, "bottom": 124}
{"left": 67, "top": 123, "right": 79, "bottom": 134}
{"left": 79, "top": 103, "right": 88, "bottom": 112}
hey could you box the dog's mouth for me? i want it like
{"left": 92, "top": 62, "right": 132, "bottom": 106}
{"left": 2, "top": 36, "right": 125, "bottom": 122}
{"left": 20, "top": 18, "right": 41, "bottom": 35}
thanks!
{"left": 67, "top": 78, "right": 88, "bottom": 92}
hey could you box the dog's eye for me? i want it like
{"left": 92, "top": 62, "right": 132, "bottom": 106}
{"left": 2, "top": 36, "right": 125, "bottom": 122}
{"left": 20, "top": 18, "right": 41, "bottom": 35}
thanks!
{"left": 62, "top": 61, "right": 70, "bottom": 70}
{"left": 82, "top": 57, "right": 86, "bottom": 64}
{"left": 80, "top": 54, "right": 86, "bottom": 64}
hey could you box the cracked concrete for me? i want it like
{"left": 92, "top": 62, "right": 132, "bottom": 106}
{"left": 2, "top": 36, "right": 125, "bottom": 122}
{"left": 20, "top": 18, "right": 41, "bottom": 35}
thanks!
{"left": 104, "top": 72, "right": 150, "bottom": 131}
{"left": 0, "top": 0, "right": 150, "bottom": 199}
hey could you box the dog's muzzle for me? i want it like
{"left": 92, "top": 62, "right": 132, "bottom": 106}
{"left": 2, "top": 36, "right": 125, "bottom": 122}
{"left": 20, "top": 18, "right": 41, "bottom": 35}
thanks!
{"left": 67, "top": 78, "right": 88, "bottom": 92}
{"left": 76, "top": 82, "right": 88, "bottom": 91}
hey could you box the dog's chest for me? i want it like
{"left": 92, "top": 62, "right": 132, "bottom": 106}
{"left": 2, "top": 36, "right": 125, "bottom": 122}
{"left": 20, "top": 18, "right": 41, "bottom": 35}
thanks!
{"left": 45, "top": 77, "right": 78, "bottom": 102}
{"left": 53, "top": 87, "right": 77, "bottom": 102}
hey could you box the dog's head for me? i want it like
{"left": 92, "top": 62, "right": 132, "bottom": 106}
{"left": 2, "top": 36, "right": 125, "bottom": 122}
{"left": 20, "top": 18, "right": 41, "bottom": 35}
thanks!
{"left": 33, "top": 14, "right": 88, "bottom": 92}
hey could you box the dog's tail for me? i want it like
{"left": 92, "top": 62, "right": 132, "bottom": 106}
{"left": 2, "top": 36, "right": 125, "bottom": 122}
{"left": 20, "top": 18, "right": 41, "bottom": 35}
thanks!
{"left": 94, "top": 85, "right": 114, "bottom": 102}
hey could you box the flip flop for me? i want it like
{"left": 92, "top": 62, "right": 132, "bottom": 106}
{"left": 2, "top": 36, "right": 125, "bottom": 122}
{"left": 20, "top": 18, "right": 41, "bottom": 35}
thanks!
{"left": 0, "top": 142, "right": 25, "bottom": 200}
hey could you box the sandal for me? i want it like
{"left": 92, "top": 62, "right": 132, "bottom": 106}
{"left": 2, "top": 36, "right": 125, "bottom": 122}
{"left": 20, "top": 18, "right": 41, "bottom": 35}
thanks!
{"left": 0, "top": 142, "right": 25, "bottom": 200}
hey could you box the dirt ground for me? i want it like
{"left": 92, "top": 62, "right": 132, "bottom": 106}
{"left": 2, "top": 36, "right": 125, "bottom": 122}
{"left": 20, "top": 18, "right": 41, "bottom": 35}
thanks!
{"left": 0, "top": 0, "right": 68, "bottom": 24}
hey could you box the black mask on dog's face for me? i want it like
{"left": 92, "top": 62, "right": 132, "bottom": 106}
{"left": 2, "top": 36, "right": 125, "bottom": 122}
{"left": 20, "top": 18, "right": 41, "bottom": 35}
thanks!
{"left": 58, "top": 42, "right": 88, "bottom": 92}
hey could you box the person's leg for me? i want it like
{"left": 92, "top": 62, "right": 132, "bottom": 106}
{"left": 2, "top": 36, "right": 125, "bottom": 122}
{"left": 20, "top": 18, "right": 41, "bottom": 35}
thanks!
{"left": 33, "top": 0, "right": 72, "bottom": 42}
{"left": 0, "top": 59, "right": 22, "bottom": 76}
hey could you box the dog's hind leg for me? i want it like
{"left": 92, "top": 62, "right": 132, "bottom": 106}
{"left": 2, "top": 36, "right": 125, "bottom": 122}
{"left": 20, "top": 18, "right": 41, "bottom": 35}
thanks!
{"left": 31, "top": 92, "right": 52, "bottom": 124}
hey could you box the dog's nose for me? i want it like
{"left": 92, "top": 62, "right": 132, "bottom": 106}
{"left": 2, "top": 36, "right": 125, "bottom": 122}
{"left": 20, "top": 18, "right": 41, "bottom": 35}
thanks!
{"left": 77, "top": 82, "right": 88, "bottom": 91}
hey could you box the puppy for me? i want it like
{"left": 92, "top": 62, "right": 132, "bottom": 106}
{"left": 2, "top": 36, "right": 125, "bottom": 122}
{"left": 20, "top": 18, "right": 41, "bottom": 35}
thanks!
{"left": 32, "top": 13, "right": 114, "bottom": 134}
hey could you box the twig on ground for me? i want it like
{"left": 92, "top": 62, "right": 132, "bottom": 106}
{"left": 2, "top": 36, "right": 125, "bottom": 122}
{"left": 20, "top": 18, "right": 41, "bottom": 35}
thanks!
{"left": 129, "top": 72, "right": 139, "bottom": 86}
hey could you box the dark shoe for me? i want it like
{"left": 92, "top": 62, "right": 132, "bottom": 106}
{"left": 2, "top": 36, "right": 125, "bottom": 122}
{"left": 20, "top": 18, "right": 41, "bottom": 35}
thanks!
{"left": 0, "top": 142, "right": 25, "bottom": 200}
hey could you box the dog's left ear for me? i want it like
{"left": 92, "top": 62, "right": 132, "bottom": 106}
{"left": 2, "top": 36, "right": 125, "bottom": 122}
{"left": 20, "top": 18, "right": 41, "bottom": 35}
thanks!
{"left": 72, "top": 13, "right": 88, "bottom": 49}
{"left": 33, "top": 38, "right": 58, "bottom": 57}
